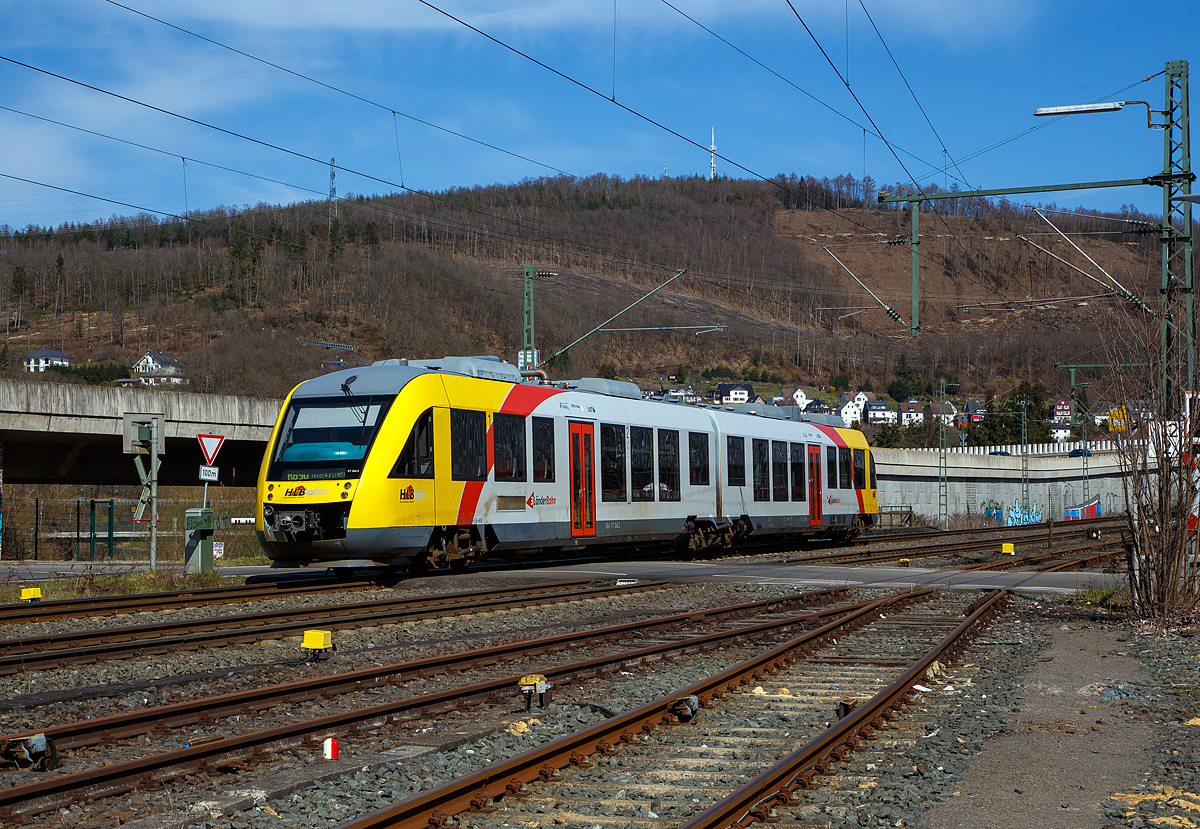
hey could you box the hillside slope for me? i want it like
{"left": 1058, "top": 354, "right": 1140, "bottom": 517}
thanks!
{"left": 0, "top": 174, "right": 1162, "bottom": 402}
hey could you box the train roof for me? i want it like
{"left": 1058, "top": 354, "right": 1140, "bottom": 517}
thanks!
{"left": 294, "top": 355, "right": 847, "bottom": 429}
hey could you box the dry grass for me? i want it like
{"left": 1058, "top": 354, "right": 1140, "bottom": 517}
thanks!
{"left": 0, "top": 568, "right": 238, "bottom": 605}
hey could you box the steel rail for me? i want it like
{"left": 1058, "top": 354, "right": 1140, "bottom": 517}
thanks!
{"left": 327, "top": 588, "right": 936, "bottom": 829}
{"left": 1033, "top": 546, "right": 1123, "bottom": 572}
{"left": 679, "top": 589, "right": 1010, "bottom": 829}
{"left": 951, "top": 541, "right": 1120, "bottom": 572}
{"left": 0, "top": 590, "right": 899, "bottom": 817}
{"left": 0, "top": 576, "right": 396, "bottom": 625}
{"left": 0, "top": 580, "right": 664, "bottom": 676}
{"left": 786, "top": 519, "right": 1122, "bottom": 567}
{"left": 1, "top": 587, "right": 851, "bottom": 751}
{"left": 854, "top": 514, "right": 1120, "bottom": 547}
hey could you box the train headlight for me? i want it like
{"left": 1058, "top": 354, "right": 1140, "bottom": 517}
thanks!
{"left": 263, "top": 505, "right": 276, "bottom": 525}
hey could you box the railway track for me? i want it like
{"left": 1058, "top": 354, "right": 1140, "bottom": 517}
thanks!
{"left": 0, "top": 587, "right": 851, "bottom": 755}
{"left": 332, "top": 588, "right": 1005, "bottom": 829}
{"left": 786, "top": 516, "right": 1124, "bottom": 568}
{"left": 0, "top": 579, "right": 663, "bottom": 676}
{"left": 953, "top": 539, "right": 1125, "bottom": 574}
{"left": 856, "top": 514, "right": 1120, "bottom": 547}
{"left": 0, "top": 587, "right": 875, "bottom": 818}
{"left": 0, "top": 575, "right": 398, "bottom": 625}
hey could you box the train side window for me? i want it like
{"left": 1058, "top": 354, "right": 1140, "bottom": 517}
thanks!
{"left": 771, "top": 441, "right": 788, "bottom": 502}
{"left": 390, "top": 408, "right": 434, "bottom": 479}
{"left": 493, "top": 412, "right": 527, "bottom": 482}
{"left": 658, "top": 429, "right": 680, "bottom": 501}
{"left": 839, "top": 447, "right": 852, "bottom": 489}
{"left": 868, "top": 451, "right": 877, "bottom": 489}
{"left": 827, "top": 446, "right": 838, "bottom": 489}
{"left": 689, "top": 432, "right": 710, "bottom": 486}
{"left": 532, "top": 417, "right": 555, "bottom": 483}
{"left": 451, "top": 409, "right": 487, "bottom": 482}
{"left": 853, "top": 448, "right": 866, "bottom": 489}
{"left": 600, "top": 423, "right": 627, "bottom": 502}
{"left": 752, "top": 438, "right": 770, "bottom": 502}
{"left": 631, "top": 426, "right": 655, "bottom": 502}
{"left": 727, "top": 436, "right": 746, "bottom": 487}
{"left": 789, "top": 442, "right": 805, "bottom": 501}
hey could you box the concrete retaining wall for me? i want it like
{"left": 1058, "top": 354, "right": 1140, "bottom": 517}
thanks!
{"left": 0, "top": 379, "right": 281, "bottom": 441}
{"left": 874, "top": 447, "right": 1129, "bottom": 521}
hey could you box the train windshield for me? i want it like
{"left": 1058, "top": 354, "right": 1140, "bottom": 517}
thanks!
{"left": 269, "top": 395, "right": 394, "bottom": 481}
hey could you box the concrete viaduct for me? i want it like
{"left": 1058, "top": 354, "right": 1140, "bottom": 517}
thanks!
{"left": 0, "top": 378, "right": 281, "bottom": 487}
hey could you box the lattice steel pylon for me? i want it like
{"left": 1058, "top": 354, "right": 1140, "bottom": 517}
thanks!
{"left": 938, "top": 379, "right": 948, "bottom": 530}
{"left": 522, "top": 264, "right": 536, "bottom": 370}
{"left": 1160, "top": 61, "right": 1194, "bottom": 406}
{"left": 1019, "top": 399, "right": 1030, "bottom": 510}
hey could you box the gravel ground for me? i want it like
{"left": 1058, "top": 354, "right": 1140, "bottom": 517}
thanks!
{"left": 12, "top": 579, "right": 1196, "bottom": 829}
{"left": 184, "top": 594, "right": 1192, "bottom": 829}
{"left": 0, "top": 580, "right": 803, "bottom": 729}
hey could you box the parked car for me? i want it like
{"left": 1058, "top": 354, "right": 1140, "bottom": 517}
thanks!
{"left": 1068, "top": 448, "right": 1092, "bottom": 457}
{"left": 988, "top": 450, "right": 1011, "bottom": 456}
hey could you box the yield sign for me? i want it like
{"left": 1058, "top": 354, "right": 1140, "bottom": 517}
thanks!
{"left": 197, "top": 434, "right": 226, "bottom": 466}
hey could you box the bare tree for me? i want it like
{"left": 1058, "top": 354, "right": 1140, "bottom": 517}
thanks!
{"left": 1104, "top": 298, "right": 1200, "bottom": 619}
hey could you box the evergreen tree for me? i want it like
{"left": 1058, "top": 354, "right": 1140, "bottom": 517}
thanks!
{"left": 887, "top": 353, "right": 922, "bottom": 401}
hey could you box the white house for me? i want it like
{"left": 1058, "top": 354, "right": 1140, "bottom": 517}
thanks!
{"left": 1051, "top": 397, "right": 1073, "bottom": 424}
{"left": 132, "top": 351, "right": 186, "bottom": 386}
{"left": 1049, "top": 423, "right": 1073, "bottom": 442}
{"left": 929, "top": 401, "right": 958, "bottom": 425}
{"left": 21, "top": 348, "right": 72, "bottom": 373}
{"left": 897, "top": 400, "right": 924, "bottom": 426}
{"left": 863, "top": 400, "right": 896, "bottom": 424}
{"left": 715, "top": 383, "right": 759, "bottom": 405}
{"left": 779, "top": 388, "right": 811, "bottom": 409}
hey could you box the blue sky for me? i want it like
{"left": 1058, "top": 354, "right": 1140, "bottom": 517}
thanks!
{"left": 0, "top": 0, "right": 1195, "bottom": 230}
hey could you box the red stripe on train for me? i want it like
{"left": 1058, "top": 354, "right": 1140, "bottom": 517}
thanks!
{"left": 455, "top": 384, "right": 565, "bottom": 524}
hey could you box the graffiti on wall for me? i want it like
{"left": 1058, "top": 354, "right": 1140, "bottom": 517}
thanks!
{"left": 1006, "top": 498, "right": 1042, "bottom": 527}
{"left": 981, "top": 499, "right": 1003, "bottom": 526}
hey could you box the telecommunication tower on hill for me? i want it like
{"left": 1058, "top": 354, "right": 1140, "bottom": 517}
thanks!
{"left": 709, "top": 129, "right": 717, "bottom": 181}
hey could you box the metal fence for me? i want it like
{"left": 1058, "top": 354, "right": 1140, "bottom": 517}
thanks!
{"left": 0, "top": 485, "right": 262, "bottom": 562}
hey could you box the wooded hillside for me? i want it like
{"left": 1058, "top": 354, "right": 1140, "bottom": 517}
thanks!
{"left": 0, "top": 172, "right": 1164, "bottom": 402}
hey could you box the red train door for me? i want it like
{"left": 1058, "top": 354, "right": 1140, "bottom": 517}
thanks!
{"left": 569, "top": 422, "right": 596, "bottom": 537}
{"left": 807, "top": 444, "right": 823, "bottom": 526}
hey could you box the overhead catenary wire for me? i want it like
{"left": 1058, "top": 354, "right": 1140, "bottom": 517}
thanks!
{"left": 4, "top": 15, "right": 1149, "bottom": 345}
{"left": 822, "top": 247, "right": 905, "bottom": 325}
{"left": 0, "top": 170, "right": 652, "bottom": 321}
{"left": 402, "top": 0, "right": 1046, "bottom": 326}
{"left": 0, "top": 29, "right": 995, "bottom": 326}
{"left": 95, "top": 0, "right": 874, "bottom": 257}
{"left": 24, "top": 1, "right": 1081, "bottom": 329}
{"left": 656, "top": 0, "right": 956, "bottom": 185}
{"left": 781, "top": 1, "right": 1022, "bottom": 317}
{"left": 856, "top": 0, "right": 975, "bottom": 192}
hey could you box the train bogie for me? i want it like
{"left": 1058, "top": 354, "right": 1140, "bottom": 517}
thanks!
{"left": 256, "top": 356, "right": 879, "bottom": 571}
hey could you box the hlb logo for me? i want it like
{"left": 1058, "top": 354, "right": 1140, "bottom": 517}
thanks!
{"left": 284, "top": 485, "right": 327, "bottom": 497}
{"left": 399, "top": 486, "right": 427, "bottom": 502}
{"left": 526, "top": 493, "right": 557, "bottom": 508}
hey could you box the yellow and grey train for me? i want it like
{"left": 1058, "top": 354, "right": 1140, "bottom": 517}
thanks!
{"left": 256, "top": 356, "right": 880, "bottom": 572}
